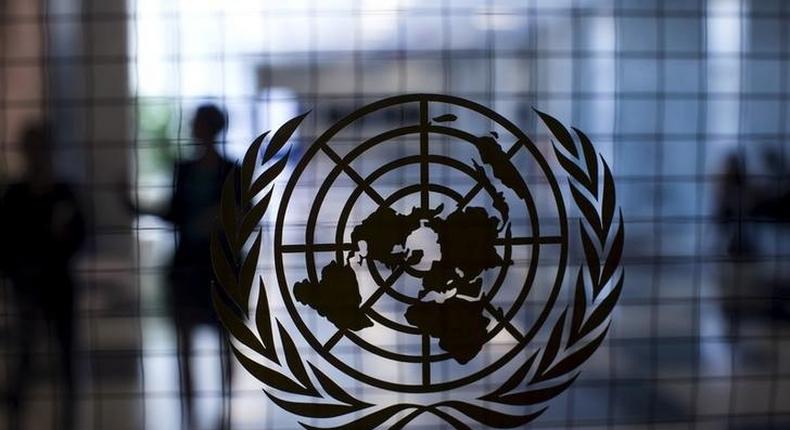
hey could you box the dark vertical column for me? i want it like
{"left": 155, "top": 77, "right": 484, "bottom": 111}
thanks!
{"left": 420, "top": 99, "right": 429, "bottom": 211}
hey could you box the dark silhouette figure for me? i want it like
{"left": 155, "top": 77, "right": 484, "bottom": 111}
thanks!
{"left": 752, "top": 147, "right": 790, "bottom": 222}
{"left": 1, "top": 122, "right": 85, "bottom": 430}
{"left": 715, "top": 150, "right": 790, "bottom": 336}
{"left": 124, "top": 104, "right": 235, "bottom": 430}
{"left": 716, "top": 153, "right": 752, "bottom": 257}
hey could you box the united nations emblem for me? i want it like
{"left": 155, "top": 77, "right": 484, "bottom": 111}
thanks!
{"left": 211, "top": 94, "right": 624, "bottom": 428}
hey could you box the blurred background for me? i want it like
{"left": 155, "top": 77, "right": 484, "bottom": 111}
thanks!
{"left": 1, "top": 0, "right": 790, "bottom": 428}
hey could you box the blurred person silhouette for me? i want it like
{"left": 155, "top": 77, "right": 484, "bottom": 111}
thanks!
{"left": 750, "top": 147, "right": 790, "bottom": 321}
{"left": 716, "top": 149, "right": 790, "bottom": 337}
{"left": 715, "top": 152, "right": 753, "bottom": 338}
{"left": 1, "top": 121, "right": 85, "bottom": 430}
{"left": 716, "top": 152, "right": 752, "bottom": 257}
{"left": 123, "top": 104, "right": 235, "bottom": 430}
{"left": 752, "top": 146, "right": 790, "bottom": 222}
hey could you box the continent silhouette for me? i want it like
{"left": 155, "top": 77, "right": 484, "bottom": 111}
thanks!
{"left": 430, "top": 206, "right": 504, "bottom": 283}
{"left": 404, "top": 299, "right": 490, "bottom": 364}
{"left": 406, "top": 206, "right": 504, "bottom": 362}
{"left": 350, "top": 205, "right": 442, "bottom": 268}
{"left": 294, "top": 202, "right": 506, "bottom": 364}
{"left": 472, "top": 135, "right": 530, "bottom": 202}
{"left": 472, "top": 159, "right": 509, "bottom": 230}
{"left": 293, "top": 260, "right": 373, "bottom": 331}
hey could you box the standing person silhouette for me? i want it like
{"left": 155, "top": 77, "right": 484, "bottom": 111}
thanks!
{"left": 125, "top": 104, "right": 235, "bottom": 429}
{"left": 716, "top": 153, "right": 752, "bottom": 257}
{"left": 168, "top": 104, "right": 235, "bottom": 430}
{"left": 1, "top": 121, "right": 85, "bottom": 430}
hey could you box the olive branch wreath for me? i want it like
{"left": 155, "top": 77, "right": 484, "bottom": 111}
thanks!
{"left": 210, "top": 110, "right": 624, "bottom": 429}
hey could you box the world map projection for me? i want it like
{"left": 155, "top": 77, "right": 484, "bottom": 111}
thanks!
{"left": 293, "top": 133, "right": 525, "bottom": 364}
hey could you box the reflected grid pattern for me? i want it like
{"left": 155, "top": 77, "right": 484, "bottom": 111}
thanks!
{"left": 1, "top": 0, "right": 790, "bottom": 429}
